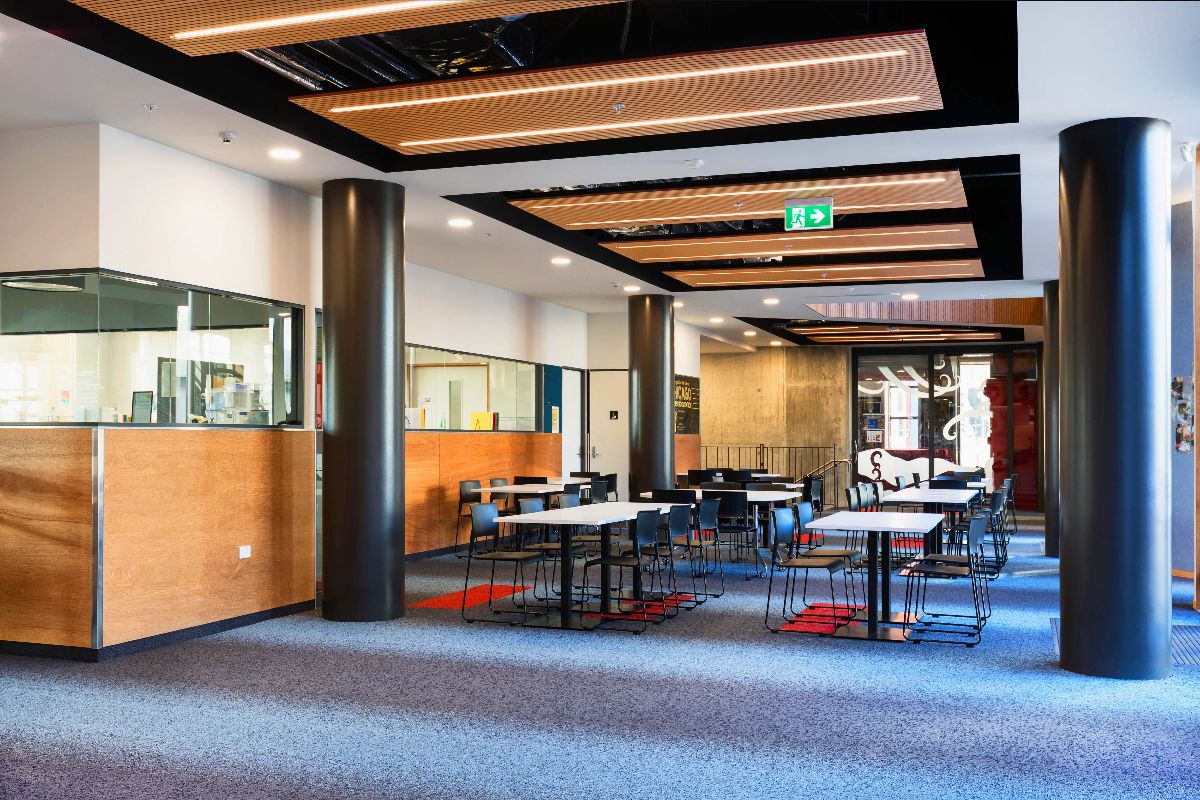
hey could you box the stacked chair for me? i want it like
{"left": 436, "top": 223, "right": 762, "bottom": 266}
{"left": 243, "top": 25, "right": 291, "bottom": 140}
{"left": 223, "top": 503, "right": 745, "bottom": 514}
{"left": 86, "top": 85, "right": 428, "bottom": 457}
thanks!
{"left": 899, "top": 513, "right": 991, "bottom": 646}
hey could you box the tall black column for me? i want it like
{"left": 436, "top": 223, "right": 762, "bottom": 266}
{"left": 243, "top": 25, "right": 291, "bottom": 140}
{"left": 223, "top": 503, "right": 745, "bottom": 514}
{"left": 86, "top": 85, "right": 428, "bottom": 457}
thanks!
{"left": 1059, "top": 118, "right": 1172, "bottom": 679}
{"left": 1042, "top": 279, "right": 1060, "bottom": 557}
{"left": 628, "top": 294, "right": 674, "bottom": 498}
{"left": 322, "top": 179, "right": 405, "bottom": 622}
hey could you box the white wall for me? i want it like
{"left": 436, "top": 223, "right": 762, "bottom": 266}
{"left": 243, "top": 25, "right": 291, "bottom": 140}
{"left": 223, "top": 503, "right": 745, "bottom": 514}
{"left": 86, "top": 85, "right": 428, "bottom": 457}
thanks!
{"left": 97, "top": 125, "right": 319, "bottom": 427}
{"left": 403, "top": 262, "right": 587, "bottom": 369}
{"left": 0, "top": 125, "right": 100, "bottom": 272}
{"left": 586, "top": 310, "right": 703, "bottom": 375}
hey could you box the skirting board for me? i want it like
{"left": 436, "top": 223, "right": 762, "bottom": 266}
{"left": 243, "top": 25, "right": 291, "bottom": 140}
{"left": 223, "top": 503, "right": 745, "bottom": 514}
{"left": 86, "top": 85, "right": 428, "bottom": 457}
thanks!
{"left": 0, "top": 600, "right": 314, "bottom": 662}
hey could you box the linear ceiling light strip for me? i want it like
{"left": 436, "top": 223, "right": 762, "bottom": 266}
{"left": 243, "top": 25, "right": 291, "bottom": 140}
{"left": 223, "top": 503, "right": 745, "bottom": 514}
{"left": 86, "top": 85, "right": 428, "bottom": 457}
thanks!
{"left": 672, "top": 273, "right": 980, "bottom": 287}
{"left": 639, "top": 242, "right": 969, "bottom": 262}
{"left": 614, "top": 227, "right": 967, "bottom": 250}
{"left": 397, "top": 95, "right": 923, "bottom": 148}
{"left": 171, "top": 0, "right": 454, "bottom": 40}
{"left": 563, "top": 200, "right": 956, "bottom": 227}
{"left": 525, "top": 177, "right": 949, "bottom": 210}
{"left": 331, "top": 50, "right": 909, "bottom": 112}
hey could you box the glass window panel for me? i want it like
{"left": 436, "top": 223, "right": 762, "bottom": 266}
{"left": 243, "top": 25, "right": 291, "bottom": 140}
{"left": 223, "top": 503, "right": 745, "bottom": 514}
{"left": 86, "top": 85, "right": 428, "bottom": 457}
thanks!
{"left": 1011, "top": 349, "right": 1040, "bottom": 510}
{"left": 855, "top": 354, "right": 928, "bottom": 487}
{"left": 403, "top": 344, "right": 539, "bottom": 431}
{"left": 0, "top": 272, "right": 99, "bottom": 422}
{"left": 931, "top": 352, "right": 998, "bottom": 490}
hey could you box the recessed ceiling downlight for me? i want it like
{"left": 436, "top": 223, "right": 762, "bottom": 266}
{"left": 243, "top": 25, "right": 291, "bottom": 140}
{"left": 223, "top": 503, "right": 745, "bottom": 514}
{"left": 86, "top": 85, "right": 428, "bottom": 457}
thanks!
{"left": 268, "top": 147, "right": 302, "bottom": 160}
{"left": 2, "top": 278, "right": 85, "bottom": 292}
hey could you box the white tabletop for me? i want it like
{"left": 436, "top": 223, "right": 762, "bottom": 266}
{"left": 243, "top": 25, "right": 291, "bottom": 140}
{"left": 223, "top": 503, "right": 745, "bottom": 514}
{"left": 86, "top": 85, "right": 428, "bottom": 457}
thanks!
{"left": 501, "top": 501, "right": 686, "bottom": 526}
{"left": 484, "top": 484, "right": 563, "bottom": 495}
{"left": 639, "top": 489, "right": 801, "bottom": 503}
{"left": 920, "top": 479, "right": 986, "bottom": 490}
{"left": 806, "top": 511, "right": 945, "bottom": 534}
{"left": 546, "top": 476, "right": 591, "bottom": 484}
{"left": 884, "top": 488, "right": 978, "bottom": 505}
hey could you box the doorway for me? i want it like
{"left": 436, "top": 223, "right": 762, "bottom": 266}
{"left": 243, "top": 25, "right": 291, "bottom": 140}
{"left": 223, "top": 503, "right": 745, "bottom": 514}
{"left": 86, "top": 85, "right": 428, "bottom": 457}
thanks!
{"left": 587, "top": 369, "right": 629, "bottom": 501}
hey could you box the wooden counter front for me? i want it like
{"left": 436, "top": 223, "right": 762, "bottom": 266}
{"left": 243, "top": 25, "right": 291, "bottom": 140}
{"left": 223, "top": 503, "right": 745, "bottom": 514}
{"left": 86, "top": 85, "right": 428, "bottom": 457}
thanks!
{"left": 405, "top": 432, "right": 561, "bottom": 553}
{"left": 0, "top": 428, "right": 94, "bottom": 648}
{"left": 101, "top": 428, "right": 315, "bottom": 646}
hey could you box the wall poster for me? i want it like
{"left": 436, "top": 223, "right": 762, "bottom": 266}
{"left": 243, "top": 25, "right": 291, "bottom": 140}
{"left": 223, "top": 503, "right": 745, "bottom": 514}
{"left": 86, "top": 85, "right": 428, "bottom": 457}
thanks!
{"left": 674, "top": 374, "right": 700, "bottom": 435}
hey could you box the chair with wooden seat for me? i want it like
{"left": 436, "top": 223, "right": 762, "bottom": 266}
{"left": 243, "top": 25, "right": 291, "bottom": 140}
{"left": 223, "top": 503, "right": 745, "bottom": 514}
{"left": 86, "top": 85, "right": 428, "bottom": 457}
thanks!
{"left": 764, "top": 507, "right": 853, "bottom": 634}
{"left": 461, "top": 503, "right": 545, "bottom": 624}
{"left": 455, "top": 480, "right": 482, "bottom": 558}
{"left": 515, "top": 497, "right": 587, "bottom": 605}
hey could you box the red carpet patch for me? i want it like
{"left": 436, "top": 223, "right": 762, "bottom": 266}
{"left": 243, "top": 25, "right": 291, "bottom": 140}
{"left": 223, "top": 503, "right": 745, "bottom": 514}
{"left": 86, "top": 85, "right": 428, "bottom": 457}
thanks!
{"left": 582, "top": 593, "right": 695, "bottom": 620}
{"left": 411, "top": 583, "right": 532, "bottom": 610}
{"left": 781, "top": 603, "right": 863, "bottom": 633}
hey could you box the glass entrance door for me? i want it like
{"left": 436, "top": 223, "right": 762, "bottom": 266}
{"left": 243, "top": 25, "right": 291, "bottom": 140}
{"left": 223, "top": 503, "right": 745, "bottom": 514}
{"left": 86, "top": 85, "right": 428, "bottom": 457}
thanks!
{"left": 853, "top": 347, "right": 1041, "bottom": 508}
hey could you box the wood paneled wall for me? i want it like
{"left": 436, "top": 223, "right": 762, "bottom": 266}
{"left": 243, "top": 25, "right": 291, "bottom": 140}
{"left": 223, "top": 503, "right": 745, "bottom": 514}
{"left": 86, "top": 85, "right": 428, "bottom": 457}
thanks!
{"left": 675, "top": 434, "right": 701, "bottom": 474}
{"left": 406, "top": 432, "right": 562, "bottom": 553}
{"left": 700, "top": 347, "right": 850, "bottom": 450}
{"left": 0, "top": 428, "right": 94, "bottom": 648}
{"left": 102, "top": 429, "right": 315, "bottom": 646}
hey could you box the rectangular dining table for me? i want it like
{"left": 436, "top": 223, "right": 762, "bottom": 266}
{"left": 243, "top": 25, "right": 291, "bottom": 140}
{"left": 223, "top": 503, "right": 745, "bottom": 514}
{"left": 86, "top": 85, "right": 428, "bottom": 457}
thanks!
{"left": 498, "top": 501, "right": 687, "bottom": 629}
{"left": 804, "top": 511, "right": 944, "bottom": 642}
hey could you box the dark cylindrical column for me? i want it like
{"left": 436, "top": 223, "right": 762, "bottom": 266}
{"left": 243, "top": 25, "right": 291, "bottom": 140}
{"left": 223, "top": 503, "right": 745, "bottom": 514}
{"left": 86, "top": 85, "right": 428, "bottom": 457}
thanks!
{"left": 1042, "top": 279, "right": 1060, "bottom": 557}
{"left": 322, "top": 179, "right": 405, "bottom": 622}
{"left": 1059, "top": 118, "right": 1172, "bottom": 679}
{"left": 628, "top": 294, "right": 674, "bottom": 498}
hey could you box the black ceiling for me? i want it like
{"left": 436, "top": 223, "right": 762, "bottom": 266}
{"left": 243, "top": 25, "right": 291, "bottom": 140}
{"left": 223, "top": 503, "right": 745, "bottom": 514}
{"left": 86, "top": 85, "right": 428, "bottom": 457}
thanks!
{"left": 740, "top": 317, "right": 1025, "bottom": 346}
{"left": 449, "top": 154, "right": 1023, "bottom": 291}
{"left": 2, "top": 0, "right": 1019, "bottom": 171}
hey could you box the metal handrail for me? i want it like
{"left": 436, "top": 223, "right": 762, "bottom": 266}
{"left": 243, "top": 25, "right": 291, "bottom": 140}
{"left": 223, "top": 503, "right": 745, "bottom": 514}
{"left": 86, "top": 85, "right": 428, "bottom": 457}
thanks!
{"left": 805, "top": 458, "right": 849, "bottom": 478}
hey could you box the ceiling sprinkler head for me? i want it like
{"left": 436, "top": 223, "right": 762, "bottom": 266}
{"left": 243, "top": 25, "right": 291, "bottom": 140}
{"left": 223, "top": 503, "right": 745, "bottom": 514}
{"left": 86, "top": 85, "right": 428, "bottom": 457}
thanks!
{"left": 611, "top": 103, "right": 626, "bottom": 114}
{"left": 684, "top": 158, "right": 705, "bottom": 169}
{"left": 218, "top": 130, "right": 238, "bottom": 144}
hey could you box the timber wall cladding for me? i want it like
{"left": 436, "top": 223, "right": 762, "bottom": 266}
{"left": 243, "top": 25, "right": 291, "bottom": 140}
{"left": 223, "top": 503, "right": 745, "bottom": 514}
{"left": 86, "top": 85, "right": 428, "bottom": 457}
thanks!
{"left": 406, "top": 432, "right": 562, "bottom": 553}
{"left": 675, "top": 434, "right": 701, "bottom": 474}
{"left": 102, "top": 429, "right": 315, "bottom": 646}
{"left": 0, "top": 428, "right": 94, "bottom": 648}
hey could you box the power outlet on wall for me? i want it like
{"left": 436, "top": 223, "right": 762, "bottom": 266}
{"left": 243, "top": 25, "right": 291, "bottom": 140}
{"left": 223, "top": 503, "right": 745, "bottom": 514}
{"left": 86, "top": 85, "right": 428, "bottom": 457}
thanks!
{"left": 239, "top": 545, "right": 251, "bottom": 559}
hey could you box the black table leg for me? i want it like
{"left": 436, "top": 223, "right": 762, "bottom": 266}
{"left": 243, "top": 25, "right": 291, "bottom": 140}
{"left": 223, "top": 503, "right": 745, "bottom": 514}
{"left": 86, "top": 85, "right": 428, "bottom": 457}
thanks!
{"left": 558, "top": 524, "right": 573, "bottom": 629}
{"left": 599, "top": 523, "right": 613, "bottom": 615}
{"left": 867, "top": 530, "right": 879, "bottom": 637}
{"left": 881, "top": 532, "right": 892, "bottom": 620}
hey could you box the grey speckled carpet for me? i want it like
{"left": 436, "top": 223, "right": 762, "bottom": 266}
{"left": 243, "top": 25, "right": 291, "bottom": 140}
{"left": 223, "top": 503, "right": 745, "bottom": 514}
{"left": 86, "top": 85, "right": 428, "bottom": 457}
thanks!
{"left": 2, "top": 514, "right": 1198, "bottom": 800}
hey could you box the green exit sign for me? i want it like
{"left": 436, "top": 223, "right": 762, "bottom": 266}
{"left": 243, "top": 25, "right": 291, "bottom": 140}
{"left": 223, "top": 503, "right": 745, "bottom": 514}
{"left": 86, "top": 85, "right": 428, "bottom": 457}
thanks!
{"left": 784, "top": 197, "right": 834, "bottom": 231}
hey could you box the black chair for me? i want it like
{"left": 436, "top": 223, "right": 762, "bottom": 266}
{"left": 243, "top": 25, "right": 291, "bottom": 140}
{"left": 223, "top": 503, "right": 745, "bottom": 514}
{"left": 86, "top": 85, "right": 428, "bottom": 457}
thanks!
{"left": 795, "top": 500, "right": 864, "bottom": 609}
{"left": 516, "top": 497, "right": 586, "bottom": 603}
{"left": 901, "top": 514, "right": 989, "bottom": 646}
{"left": 704, "top": 489, "right": 760, "bottom": 578}
{"left": 489, "top": 477, "right": 512, "bottom": 514}
{"left": 455, "top": 480, "right": 481, "bottom": 558}
{"left": 764, "top": 507, "right": 852, "bottom": 634}
{"left": 700, "top": 481, "right": 743, "bottom": 490}
{"left": 693, "top": 497, "right": 724, "bottom": 597}
{"left": 557, "top": 481, "right": 581, "bottom": 507}
{"left": 929, "top": 478, "right": 968, "bottom": 489}
{"left": 895, "top": 474, "right": 909, "bottom": 489}
{"left": 588, "top": 477, "right": 610, "bottom": 505}
{"left": 581, "top": 509, "right": 663, "bottom": 633}
{"left": 687, "top": 468, "right": 716, "bottom": 487}
{"left": 746, "top": 482, "right": 786, "bottom": 490}
{"left": 461, "top": 503, "right": 544, "bottom": 624}
{"left": 912, "top": 471, "right": 923, "bottom": 486}
{"left": 807, "top": 476, "right": 824, "bottom": 513}
{"left": 570, "top": 471, "right": 600, "bottom": 478}
{"left": 729, "top": 469, "right": 754, "bottom": 482}
{"left": 603, "top": 473, "right": 619, "bottom": 501}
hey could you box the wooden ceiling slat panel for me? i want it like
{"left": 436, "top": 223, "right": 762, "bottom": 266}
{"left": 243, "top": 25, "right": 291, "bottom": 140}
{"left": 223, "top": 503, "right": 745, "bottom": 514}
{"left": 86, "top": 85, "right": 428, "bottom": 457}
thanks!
{"left": 292, "top": 31, "right": 942, "bottom": 153}
{"left": 666, "top": 259, "right": 985, "bottom": 288}
{"left": 606, "top": 223, "right": 978, "bottom": 264}
{"left": 511, "top": 170, "right": 968, "bottom": 229}
{"left": 69, "top": 1, "right": 618, "bottom": 56}
{"left": 785, "top": 322, "right": 1002, "bottom": 344}
{"left": 807, "top": 298, "right": 1043, "bottom": 326}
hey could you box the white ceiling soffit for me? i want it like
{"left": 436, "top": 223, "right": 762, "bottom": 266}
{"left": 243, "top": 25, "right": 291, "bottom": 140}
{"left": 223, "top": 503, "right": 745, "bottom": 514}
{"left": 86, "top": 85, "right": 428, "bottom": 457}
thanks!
{"left": 3, "top": 2, "right": 1200, "bottom": 328}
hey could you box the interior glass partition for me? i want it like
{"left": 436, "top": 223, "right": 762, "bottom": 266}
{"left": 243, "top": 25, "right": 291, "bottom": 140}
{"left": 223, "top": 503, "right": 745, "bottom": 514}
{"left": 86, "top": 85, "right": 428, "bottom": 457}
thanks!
{"left": 404, "top": 344, "right": 541, "bottom": 431}
{"left": 854, "top": 346, "right": 1040, "bottom": 508}
{"left": 0, "top": 269, "right": 302, "bottom": 425}
{"left": 854, "top": 354, "right": 930, "bottom": 487}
